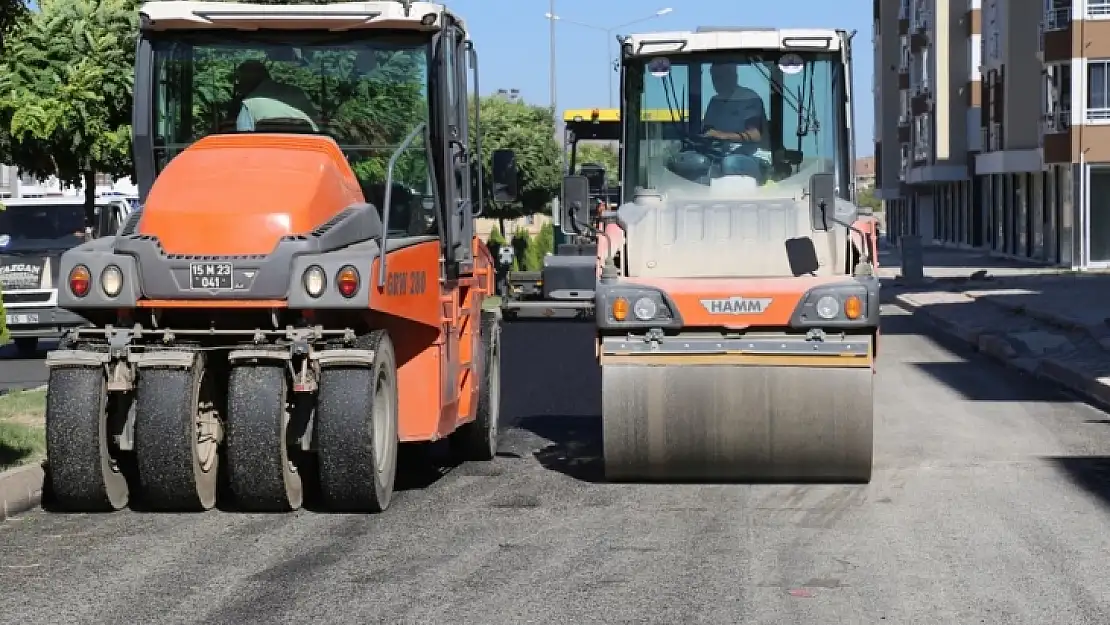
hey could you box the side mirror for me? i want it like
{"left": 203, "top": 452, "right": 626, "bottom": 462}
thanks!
{"left": 808, "top": 172, "right": 836, "bottom": 232}
{"left": 561, "top": 175, "right": 590, "bottom": 235}
{"left": 782, "top": 149, "right": 803, "bottom": 165}
{"left": 491, "top": 149, "right": 518, "bottom": 202}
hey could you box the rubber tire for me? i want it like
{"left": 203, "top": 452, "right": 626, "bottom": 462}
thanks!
{"left": 44, "top": 366, "right": 129, "bottom": 511}
{"left": 450, "top": 309, "right": 501, "bottom": 461}
{"left": 13, "top": 337, "right": 37, "bottom": 356}
{"left": 316, "top": 330, "right": 398, "bottom": 513}
{"left": 225, "top": 364, "right": 302, "bottom": 511}
{"left": 134, "top": 357, "right": 219, "bottom": 511}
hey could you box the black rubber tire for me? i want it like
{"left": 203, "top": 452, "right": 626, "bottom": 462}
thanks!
{"left": 316, "top": 330, "right": 398, "bottom": 513}
{"left": 44, "top": 366, "right": 129, "bottom": 511}
{"left": 225, "top": 364, "right": 302, "bottom": 511}
{"left": 450, "top": 309, "right": 501, "bottom": 461}
{"left": 13, "top": 337, "right": 37, "bottom": 356}
{"left": 134, "top": 356, "right": 219, "bottom": 511}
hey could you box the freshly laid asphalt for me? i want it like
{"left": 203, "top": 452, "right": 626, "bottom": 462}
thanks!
{"left": 4, "top": 307, "right": 1110, "bottom": 623}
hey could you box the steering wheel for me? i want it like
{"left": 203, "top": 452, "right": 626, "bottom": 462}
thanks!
{"left": 681, "top": 133, "right": 734, "bottom": 159}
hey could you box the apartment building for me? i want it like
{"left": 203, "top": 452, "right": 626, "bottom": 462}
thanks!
{"left": 876, "top": 0, "right": 1110, "bottom": 268}
{"left": 979, "top": 0, "right": 1061, "bottom": 262}
{"left": 873, "top": 0, "right": 982, "bottom": 249}
{"left": 1041, "top": 0, "right": 1110, "bottom": 267}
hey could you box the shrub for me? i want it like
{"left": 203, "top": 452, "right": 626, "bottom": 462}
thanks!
{"left": 511, "top": 227, "right": 532, "bottom": 271}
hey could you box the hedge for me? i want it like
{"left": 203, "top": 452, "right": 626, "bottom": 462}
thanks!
{"left": 485, "top": 221, "right": 555, "bottom": 271}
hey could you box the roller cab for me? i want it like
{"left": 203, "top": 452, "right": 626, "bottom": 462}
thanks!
{"left": 588, "top": 27, "right": 877, "bottom": 483}
{"left": 43, "top": 1, "right": 502, "bottom": 515}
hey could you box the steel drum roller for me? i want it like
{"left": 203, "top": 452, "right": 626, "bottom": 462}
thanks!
{"left": 600, "top": 348, "right": 874, "bottom": 483}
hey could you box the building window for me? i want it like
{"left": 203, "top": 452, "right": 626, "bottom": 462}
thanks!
{"left": 1088, "top": 60, "right": 1110, "bottom": 121}
{"left": 1088, "top": 0, "right": 1110, "bottom": 18}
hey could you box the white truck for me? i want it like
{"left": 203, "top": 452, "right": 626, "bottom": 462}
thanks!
{"left": 0, "top": 196, "right": 131, "bottom": 354}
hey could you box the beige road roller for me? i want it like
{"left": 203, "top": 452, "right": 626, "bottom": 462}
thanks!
{"left": 519, "top": 26, "right": 881, "bottom": 482}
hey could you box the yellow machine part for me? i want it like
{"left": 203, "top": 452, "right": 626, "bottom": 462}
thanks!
{"left": 599, "top": 339, "right": 874, "bottom": 483}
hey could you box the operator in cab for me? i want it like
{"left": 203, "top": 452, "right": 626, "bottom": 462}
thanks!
{"left": 702, "top": 62, "right": 769, "bottom": 147}
{"left": 232, "top": 60, "right": 320, "bottom": 132}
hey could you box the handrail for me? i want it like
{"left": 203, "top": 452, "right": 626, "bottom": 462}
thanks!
{"left": 468, "top": 41, "right": 483, "bottom": 216}
{"left": 378, "top": 121, "right": 426, "bottom": 287}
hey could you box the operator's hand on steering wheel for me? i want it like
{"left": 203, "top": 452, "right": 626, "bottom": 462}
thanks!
{"left": 705, "top": 128, "right": 753, "bottom": 142}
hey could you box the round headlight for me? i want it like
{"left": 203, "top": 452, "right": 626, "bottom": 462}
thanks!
{"left": 632, "top": 297, "right": 658, "bottom": 321}
{"left": 100, "top": 265, "right": 123, "bottom": 297}
{"left": 815, "top": 295, "right": 840, "bottom": 319}
{"left": 302, "top": 265, "right": 326, "bottom": 298}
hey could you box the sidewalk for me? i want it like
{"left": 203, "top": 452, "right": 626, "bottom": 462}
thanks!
{"left": 880, "top": 244, "right": 1110, "bottom": 409}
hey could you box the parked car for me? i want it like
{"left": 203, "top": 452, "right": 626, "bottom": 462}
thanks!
{"left": 0, "top": 196, "right": 131, "bottom": 355}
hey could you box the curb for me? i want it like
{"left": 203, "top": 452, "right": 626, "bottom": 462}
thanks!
{"left": 0, "top": 462, "right": 44, "bottom": 521}
{"left": 894, "top": 293, "right": 1110, "bottom": 412}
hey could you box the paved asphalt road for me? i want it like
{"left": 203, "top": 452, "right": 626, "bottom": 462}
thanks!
{"left": 0, "top": 339, "right": 54, "bottom": 392}
{"left": 4, "top": 307, "right": 1110, "bottom": 624}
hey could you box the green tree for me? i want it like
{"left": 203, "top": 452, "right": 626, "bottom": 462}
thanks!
{"left": 185, "top": 44, "right": 427, "bottom": 187}
{"left": 485, "top": 223, "right": 506, "bottom": 260}
{"left": 856, "top": 187, "right": 883, "bottom": 212}
{"left": 510, "top": 227, "right": 532, "bottom": 271}
{"left": 470, "top": 95, "right": 561, "bottom": 227}
{"left": 533, "top": 221, "right": 555, "bottom": 258}
{"left": 0, "top": 0, "right": 29, "bottom": 53}
{"left": 575, "top": 143, "right": 619, "bottom": 185}
{"left": 0, "top": 0, "right": 138, "bottom": 224}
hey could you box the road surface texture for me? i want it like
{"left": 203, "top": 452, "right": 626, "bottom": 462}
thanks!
{"left": 5, "top": 310, "right": 1110, "bottom": 624}
{"left": 0, "top": 339, "right": 53, "bottom": 392}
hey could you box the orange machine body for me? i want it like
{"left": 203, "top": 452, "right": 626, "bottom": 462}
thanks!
{"left": 134, "top": 134, "right": 494, "bottom": 444}
{"left": 140, "top": 134, "right": 365, "bottom": 257}
{"left": 597, "top": 215, "right": 881, "bottom": 370}
{"left": 630, "top": 274, "right": 859, "bottom": 330}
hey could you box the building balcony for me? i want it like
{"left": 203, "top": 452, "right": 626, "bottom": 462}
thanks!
{"left": 1044, "top": 7, "right": 1072, "bottom": 30}
{"left": 911, "top": 88, "right": 933, "bottom": 115}
{"left": 910, "top": 29, "right": 929, "bottom": 50}
{"left": 988, "top": 122, "right": 1003, "bottom": 151}
{"left": 911, "top": 8, "right": 929, "bottom": 34}
{"left": 912, "top": 142, "right": 931, "bottom": 163}
{"left": 1041, "top": 8, "right": 1073, "bottom": 62}
{"left": 1042, "top": 108, "right": 1070, "bottom": 134}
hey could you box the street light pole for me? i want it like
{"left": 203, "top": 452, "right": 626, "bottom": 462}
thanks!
{"left": 549, "top": 0, "right": 557, "bottom": 116}
{"left": 545, "top": 8, "right": 673, "bottom": 108}
{"left": 606, "top": 30, "right": 615, "bottom": 108}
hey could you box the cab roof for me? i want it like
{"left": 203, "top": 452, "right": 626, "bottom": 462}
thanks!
{"left": 139, "top": 1, "right": 463, "bottom": 33}
{"left": 621, "top": 27, "right": 845, "bottom": 56}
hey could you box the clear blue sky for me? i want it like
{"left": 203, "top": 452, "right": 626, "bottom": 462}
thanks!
{"left": 448, "top": 0, "right": 875, "bottom": 157}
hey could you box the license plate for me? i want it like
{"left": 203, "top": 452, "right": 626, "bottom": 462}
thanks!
{"left": 189, "top": 262, "right": 233, "bottom": 290}
{"left": 5, "top": 313, "right": 39, "bottom": 325}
